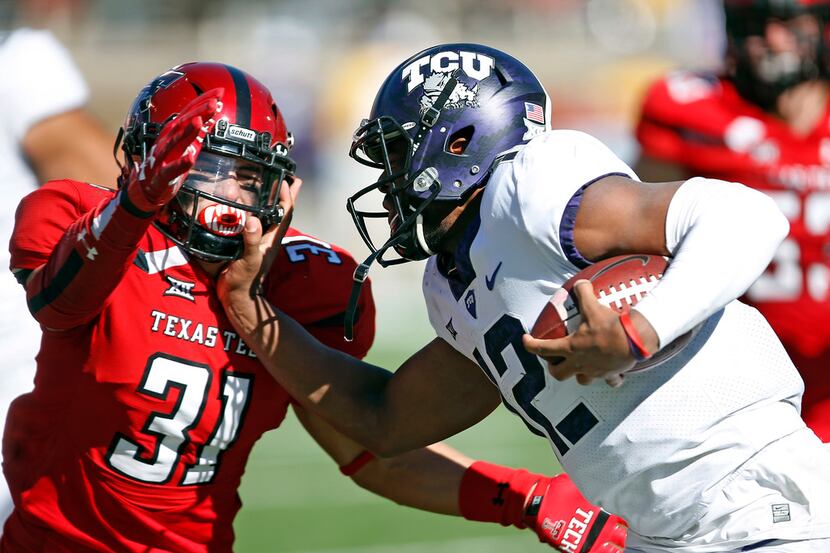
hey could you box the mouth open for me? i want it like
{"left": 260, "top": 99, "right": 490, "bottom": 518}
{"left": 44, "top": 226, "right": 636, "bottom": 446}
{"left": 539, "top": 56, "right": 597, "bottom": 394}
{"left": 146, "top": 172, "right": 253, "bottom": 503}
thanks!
{"left": 198, "top": 204, "right": 248, "bottom": 237}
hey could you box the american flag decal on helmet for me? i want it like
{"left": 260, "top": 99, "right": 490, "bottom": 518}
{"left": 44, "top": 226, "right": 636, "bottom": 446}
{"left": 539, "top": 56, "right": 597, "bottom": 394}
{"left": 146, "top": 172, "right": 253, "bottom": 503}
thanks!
{"left": 524, "top": 102, "right": 545, "bottom": 124}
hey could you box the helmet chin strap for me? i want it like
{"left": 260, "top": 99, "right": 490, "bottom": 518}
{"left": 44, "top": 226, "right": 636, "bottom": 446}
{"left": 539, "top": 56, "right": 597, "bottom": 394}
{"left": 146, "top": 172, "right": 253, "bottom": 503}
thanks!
{"left": 414, "top": 213, "right": 434, "bottom": 257}
{"left": 344, "top": 234, "right": 405, "bottom": 342}
{"left": 344, "top": 211, "right": 438, "bottom": 341}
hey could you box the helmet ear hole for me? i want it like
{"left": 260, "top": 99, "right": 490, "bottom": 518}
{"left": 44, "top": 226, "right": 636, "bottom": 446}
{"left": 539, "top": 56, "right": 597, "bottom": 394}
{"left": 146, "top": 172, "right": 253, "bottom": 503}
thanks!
{"left": 446, "top": 125, "right": 474, "bottom": 156}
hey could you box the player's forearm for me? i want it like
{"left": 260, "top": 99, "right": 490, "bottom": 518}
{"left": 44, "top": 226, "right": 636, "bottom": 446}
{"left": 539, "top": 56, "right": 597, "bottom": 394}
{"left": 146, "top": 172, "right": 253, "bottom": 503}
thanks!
{"left": 25, "top": 190, "right": 153, "bottom": 329}
{"left": 226, "top": 289, "right": 497, "bottom": 454}
{"left": 359, "top": 450, "right": 629, "bottom": 550}
{"left": 351, "top": 442, "right": 472, "bottom": 515}
{"left": 634, "top": 177, "right": 789, "bottom": 347}
{"left": 225, "top": 290, "right": 413, "bottom": 453}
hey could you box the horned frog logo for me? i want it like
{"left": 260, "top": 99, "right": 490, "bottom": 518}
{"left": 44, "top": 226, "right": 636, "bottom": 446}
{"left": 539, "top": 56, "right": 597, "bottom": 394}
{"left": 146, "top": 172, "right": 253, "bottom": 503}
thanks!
{"left": 419, "top": 72, "right": 479, "bottom": 115}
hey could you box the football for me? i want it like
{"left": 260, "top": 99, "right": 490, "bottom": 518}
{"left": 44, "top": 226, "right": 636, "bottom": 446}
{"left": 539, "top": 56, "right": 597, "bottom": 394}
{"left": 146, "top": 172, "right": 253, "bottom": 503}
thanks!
{"left": 531, "top": 254, "right": 695, "bottom": 371}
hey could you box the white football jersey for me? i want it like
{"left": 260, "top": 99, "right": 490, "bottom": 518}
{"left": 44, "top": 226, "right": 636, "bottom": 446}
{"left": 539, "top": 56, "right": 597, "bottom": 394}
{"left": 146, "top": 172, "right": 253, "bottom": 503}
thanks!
{"left": 423, "top": 130, "right": 830, "bottom": 546}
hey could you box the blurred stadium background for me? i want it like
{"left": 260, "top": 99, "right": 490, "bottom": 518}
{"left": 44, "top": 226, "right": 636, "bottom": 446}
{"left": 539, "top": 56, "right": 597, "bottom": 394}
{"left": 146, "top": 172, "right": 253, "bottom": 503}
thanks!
{"left": 3, "top": 0, "right": 725, "bottom": 550}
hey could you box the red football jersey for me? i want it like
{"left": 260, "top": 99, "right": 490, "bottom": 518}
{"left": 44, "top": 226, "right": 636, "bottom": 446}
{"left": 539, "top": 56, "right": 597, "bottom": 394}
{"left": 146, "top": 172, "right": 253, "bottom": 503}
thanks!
{"left": 637, "top": 71, "right": 830, "bottom": 358}
{"left": 2, "top": 180, "right": 375, "bottom": 552}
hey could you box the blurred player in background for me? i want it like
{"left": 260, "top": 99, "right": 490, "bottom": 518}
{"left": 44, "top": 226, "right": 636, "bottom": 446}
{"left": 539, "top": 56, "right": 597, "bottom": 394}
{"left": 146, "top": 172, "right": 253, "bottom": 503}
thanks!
{"left": 635, "top": 0, "right": 830, "bottom": 440}
{"left": 0, "top": 27, "right": 117, "bottom": 531}
{"left": 219, "top": 42, "right": 830, "bottom": 552}
{"left": 2, "top": 61, "right": 615, "bottom": 552}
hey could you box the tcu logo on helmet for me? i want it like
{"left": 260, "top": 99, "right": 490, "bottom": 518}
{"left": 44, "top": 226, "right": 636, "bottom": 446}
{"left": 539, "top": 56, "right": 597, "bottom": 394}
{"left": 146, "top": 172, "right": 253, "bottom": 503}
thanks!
{"left": 402, "top": 50, "right": 495, "bottom": 93}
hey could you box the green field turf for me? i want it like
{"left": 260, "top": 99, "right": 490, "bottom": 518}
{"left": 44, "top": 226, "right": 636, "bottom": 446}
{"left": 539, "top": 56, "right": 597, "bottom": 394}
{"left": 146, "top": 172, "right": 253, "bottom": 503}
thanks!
{"left": 234, "top": 344, "right": 563, "bottom": 553}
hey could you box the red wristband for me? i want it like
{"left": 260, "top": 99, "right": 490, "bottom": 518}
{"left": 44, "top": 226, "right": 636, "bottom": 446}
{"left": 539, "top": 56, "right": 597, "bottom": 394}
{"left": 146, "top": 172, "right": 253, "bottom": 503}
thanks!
{"left": 339, "top": 450, "right": 376, "bottom": 476}
{"left": 619, "top": 311, "right": 652, "bottom": 361}
{"left": 459, "top": 461, "right": 542, "bottom": 528}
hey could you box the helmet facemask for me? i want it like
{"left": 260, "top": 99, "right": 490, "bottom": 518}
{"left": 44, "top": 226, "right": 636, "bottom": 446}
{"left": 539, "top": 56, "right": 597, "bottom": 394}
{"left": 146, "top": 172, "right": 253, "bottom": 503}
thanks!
{"left": 348, "top": 115, "right": 442, "bottom": 268}
{"left": 157, "top": 148, "right": 293, "bottom": 262}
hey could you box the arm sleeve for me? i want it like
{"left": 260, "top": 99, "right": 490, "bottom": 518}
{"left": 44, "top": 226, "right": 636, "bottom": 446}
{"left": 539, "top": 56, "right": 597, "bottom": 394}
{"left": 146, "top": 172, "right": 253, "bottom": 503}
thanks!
{"left": 267, "top": 232, "right": 376, "bottom": 360}
{"left": 0, "top": 28, "right": 89, "bottom": 142}
{"left": 634, "top": 177, "right": 789, "bottom": 347}
{"left": 11, "top": 181, "right": 156, "bottom": 329}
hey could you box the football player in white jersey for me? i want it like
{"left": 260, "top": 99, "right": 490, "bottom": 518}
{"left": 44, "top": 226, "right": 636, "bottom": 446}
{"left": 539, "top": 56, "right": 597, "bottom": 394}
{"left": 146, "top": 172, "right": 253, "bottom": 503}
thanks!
{"left": 0, "top": 28, "right": 117, "bottom": 530}
{"left": 217, "top": 43, "right": 830, "bottom": 552}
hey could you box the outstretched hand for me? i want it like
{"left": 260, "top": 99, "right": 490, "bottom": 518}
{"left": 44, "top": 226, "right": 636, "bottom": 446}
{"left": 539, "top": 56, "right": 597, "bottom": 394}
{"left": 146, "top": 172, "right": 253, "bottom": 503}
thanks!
{"left": 216, "top": 176, "right": 302, "bottom": 304}
{"left": 522, "top": 280, "right": 657, "bottom": 387}
{"left": 126, "top": 88, "right": 224, "bottom": 213}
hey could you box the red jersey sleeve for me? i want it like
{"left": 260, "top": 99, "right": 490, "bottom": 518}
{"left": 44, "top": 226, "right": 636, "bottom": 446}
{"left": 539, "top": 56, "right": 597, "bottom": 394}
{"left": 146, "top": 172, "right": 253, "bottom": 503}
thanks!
{"left": 635, "top": 71, "right": 734, "bottom": 169}
{"left": 636, "top": 76, "right": 688, "bottom": 163}
{"left": 264, "top": 228, "right": 376, "bottom": 360}
{"left": 12, "top": 179, "right": 160, "bottom": 329}
{"left": 10, "top": 179, "right": 113, "bottom": 273}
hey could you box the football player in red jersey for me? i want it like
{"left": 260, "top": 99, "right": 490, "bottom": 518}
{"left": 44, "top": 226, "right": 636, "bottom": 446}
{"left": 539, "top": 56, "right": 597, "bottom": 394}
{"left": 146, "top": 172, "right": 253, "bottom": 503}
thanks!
{"left": 1, "top": 62, "right": 623, "bottom": 553}
{"left": 635, "top": 0, "right": 830, "bottom": 441}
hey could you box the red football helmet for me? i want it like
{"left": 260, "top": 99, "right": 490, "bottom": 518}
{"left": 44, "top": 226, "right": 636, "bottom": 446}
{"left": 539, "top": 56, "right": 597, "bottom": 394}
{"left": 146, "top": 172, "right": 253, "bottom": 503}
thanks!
{"left": 724, "top": 0, "right": 830, "bottom": 109}
{"left": 117, "top": 62, "right": 296, "bottom": 261}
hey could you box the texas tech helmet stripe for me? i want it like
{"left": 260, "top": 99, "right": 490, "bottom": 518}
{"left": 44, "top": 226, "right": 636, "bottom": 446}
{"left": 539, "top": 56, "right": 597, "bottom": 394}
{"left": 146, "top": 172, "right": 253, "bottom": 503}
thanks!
{"left": 226, "top": 64, "right": 252, "bottom": 128}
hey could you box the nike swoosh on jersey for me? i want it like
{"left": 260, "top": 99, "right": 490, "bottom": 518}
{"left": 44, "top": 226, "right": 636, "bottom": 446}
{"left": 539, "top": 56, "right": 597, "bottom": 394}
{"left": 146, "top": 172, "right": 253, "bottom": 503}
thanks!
{"left": 485, "top": 262, "right": 503, "bottom": 290}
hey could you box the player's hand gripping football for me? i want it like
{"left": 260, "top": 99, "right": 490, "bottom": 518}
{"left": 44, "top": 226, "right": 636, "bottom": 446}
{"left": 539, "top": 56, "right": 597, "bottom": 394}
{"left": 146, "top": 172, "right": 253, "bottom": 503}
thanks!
{"left": 218, "top": 175, "right": 303, "bottom": 299}
{"left": 526, "top": 473, "right": 627, "bottom": 553}
{"left": 523, "top": 280, "right": 659, "bottom": 387}
{"left": 125, "top": 88, "right": 224, "bottom": 213}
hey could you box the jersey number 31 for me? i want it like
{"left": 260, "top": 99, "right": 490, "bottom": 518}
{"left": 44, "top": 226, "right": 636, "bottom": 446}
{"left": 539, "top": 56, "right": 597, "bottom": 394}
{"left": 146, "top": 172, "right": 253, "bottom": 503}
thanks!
{"left": 105, "top": 354, "right": 252, "bottom": 485}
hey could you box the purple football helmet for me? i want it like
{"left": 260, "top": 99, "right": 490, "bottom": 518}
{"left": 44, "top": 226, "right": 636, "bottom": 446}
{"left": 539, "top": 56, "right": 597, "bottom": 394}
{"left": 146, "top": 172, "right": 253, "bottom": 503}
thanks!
{"left": 343, "top": 43, "right": 551, "bottom": 340}
{"left": 348, "top": 42, "right": 551, "bottom": 265}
